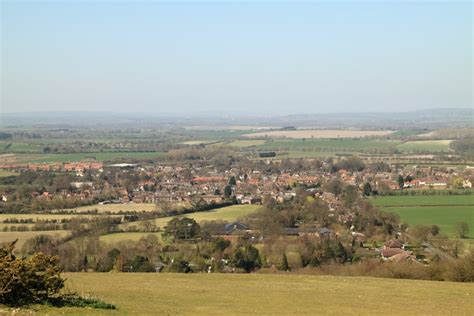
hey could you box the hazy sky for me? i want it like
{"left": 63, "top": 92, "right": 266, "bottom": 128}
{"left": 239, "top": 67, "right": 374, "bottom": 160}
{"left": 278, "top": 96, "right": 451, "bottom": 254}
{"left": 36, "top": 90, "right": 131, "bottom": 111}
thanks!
{"left": 1, "top": 1, "right": 472, "bottom": 114}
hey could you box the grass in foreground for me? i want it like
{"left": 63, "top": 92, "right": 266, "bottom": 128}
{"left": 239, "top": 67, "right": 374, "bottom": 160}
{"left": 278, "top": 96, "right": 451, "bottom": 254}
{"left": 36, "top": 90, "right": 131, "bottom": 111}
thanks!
{"left": 7, "top": 273, "right": 472, "bottom": 315}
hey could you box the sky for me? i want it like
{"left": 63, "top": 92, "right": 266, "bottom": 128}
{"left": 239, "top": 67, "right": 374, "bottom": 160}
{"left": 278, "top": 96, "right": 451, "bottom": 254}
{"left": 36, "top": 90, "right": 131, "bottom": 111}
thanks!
{"left": 1, "top": 1, "right": 472, "bottom": 114}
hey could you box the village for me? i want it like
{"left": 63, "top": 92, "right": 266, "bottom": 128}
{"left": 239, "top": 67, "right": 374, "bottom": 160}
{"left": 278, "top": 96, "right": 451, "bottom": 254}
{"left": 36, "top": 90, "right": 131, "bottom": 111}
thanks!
{"left": 1, "top": 158, "right": 472, "bottom": 208}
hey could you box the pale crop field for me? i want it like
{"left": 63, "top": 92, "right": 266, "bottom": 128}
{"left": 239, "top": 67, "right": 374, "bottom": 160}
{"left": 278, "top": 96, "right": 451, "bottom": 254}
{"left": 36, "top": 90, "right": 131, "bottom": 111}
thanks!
{"left": 227, "top": 140, "right": 267, "bottom": 147}
{"left": 99, "top": 232, "right": 163, "bottom": 243}
{"left": 181, "top": 140, "right": 217, "bottom": 145}
{"left": 121, "top": 204, "right": 261, "bottom": 230}
{"left": 0, "top": 214, "right": 112, "bottom": 222}
{"left": 244, "top": 130, "right": 394, "bottom": 139}
{"left": 7, "top": 273, "right": 473, "bottom": 315}
{"left": 73, "top": 203, "right": 159, "bottom": 213}
{"left": 397, "top": 140, "right": 453, "bottom": 152}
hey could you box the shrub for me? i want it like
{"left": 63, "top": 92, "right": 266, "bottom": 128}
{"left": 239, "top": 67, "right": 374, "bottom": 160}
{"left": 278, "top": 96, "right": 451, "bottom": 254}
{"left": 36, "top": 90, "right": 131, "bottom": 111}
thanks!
{"left": 0, "top": 240, "right": 64, "bottom": 306}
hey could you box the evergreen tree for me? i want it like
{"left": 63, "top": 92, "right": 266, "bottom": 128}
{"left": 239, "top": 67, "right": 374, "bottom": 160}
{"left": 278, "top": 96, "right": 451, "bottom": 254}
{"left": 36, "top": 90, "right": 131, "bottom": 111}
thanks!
{"left": 279, "top": 253, "right": 290, "bottom": 271}
{"left": 397, "top": 175, "right": 405, "bottom": 189}
{"left": 363, "top": 182, "right": 372, "bottom": 196}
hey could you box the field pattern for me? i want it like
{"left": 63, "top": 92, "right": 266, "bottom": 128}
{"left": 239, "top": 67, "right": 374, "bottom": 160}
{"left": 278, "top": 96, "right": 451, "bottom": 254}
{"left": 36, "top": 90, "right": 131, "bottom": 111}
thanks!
{"left": 244, "top": 130, "right": 394, "bottom": 139}
{"left": 121, "top": 204, "right": 261, "bottom": 230}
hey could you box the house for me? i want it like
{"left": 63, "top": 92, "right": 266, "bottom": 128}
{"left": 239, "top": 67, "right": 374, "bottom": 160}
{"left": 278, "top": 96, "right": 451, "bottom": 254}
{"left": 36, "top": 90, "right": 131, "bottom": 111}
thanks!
{"left": 380, "top": 238, "right": 414, "bottom": 261}
{"left": 384, "top": 239, "right": 404, "bottom": 249}
{"left": 317, "top": 227, "right": 332, "bottom": 238}
{"left": 240, "top": 196, "right": 262, "bottom": 205}
{"left": 224, "top": 222, "right": 249, "bottom": 235}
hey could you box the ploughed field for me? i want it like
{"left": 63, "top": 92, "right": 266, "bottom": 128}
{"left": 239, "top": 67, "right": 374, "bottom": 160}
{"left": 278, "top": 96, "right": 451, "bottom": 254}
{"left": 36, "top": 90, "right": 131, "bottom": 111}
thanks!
{"left": 7, "top": 273, "right": 473, "bottom": 315}
{"left": 373, "top": 195, "right": 474, "bottom": 237}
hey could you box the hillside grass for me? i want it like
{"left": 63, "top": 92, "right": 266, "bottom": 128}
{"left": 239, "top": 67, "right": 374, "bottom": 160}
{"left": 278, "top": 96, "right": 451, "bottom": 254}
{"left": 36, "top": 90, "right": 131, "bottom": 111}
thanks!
{"left": 6, "top": 273, "right": 473, "bottom": 315}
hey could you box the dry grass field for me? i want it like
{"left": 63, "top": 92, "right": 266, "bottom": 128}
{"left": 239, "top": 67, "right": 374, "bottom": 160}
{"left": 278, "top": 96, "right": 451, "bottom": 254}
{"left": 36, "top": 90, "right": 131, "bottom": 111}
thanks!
{"left": 244, "top": 130, "right": 394, "bottom": 139}
{"left": 4, "top": 273, "right": 473, "bottom": 315}
{"left": 99, "top": 232, "right": 163, "bottom": 243}
{"left": 73, "top": 203, "right": 160, "bottom": 213}
{"left": 120, "top": 204, "right": 261, "bottom": 230}
{"left": 227, "top": 139, "right": 267, "bottom": 147}
{"left": 0, "top": 230, "right": 70, "bottom": 248}
{"left": 396, "top": 140, "right": 453, "bottom": 152}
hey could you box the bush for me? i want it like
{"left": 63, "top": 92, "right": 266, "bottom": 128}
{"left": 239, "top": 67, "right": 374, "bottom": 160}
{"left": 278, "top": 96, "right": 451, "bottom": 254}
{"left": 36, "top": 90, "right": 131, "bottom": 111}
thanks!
{"left": 0, "top": 240, "right": 116, "bottom": 309}
{"left": 0, "top": 240, "right": 64, "bottom": 306}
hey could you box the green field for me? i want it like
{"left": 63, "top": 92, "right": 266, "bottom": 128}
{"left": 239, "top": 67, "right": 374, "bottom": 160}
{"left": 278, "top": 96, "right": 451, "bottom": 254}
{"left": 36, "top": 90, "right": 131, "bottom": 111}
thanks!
{"left": 4, "top": 152, "right": 166, "bottom": 163}
{"left": 397, "top": 140, "right": 453, "bottom": 153}
{"left": 258, "top": 139, "right": 399, "bottom": 153}
{"left": 372, "top": 195, "right": 474, "bottom": 207}
{"left": 122, "top": 204, "right": 261, "bottom": 230}
{"left": 383, "top": 206, "right": 473, "bottom": 237}
{"left": 373, "top": 196, "right": 474, "bottom": 237}
{"left": 6, "top": 273, "right": 472, "bottom": 315}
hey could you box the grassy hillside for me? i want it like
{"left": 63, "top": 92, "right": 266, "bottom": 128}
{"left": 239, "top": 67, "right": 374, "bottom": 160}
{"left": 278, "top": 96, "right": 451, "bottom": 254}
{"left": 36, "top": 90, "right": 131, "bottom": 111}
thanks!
{"left": 6, "top": 273, "right": 473, "bottom": 315}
